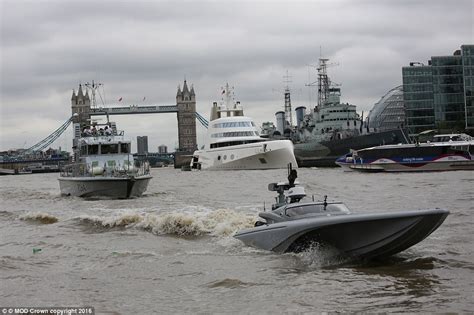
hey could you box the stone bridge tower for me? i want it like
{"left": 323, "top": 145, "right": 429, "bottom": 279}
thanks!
{"left": 174, "top": 80, "right": 197, "bottom": 167}
{"left": 71, "top": 84, "right": 91, "bottom": 129}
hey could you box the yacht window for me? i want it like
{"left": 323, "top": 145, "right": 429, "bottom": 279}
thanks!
{"left": 210, "top": 139, "right": 263, "bottom": 148}
{"left": 89, "top": 145, "right": 99, "bottom": 155}
{"left": 213, "top": 121, "right": 254, "bottom": 128}
{"left": 101, "top": 144, "right": 119, "bottom": 154}
{"left": 211, "top": 131, "right": 258, "bottom": 138}
{"left": 120, "top": 143, "right": 130, "bottom": 153}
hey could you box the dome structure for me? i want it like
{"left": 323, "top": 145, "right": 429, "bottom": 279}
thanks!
{"left": 367, "top": 85, "right": 405, "bottom": 131}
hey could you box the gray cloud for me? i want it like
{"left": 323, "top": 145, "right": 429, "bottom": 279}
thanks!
{"left": 1, "top": 0, "right": 472, "bottom": 151}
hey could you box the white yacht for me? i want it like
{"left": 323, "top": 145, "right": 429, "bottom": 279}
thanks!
{"left": 190, "top": 84, "right": 298, "bottom": 170}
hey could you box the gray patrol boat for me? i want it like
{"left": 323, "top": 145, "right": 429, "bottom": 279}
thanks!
{"left": 234, "top": 166, "right": 449, "bottom": 260}
{"left": 58, "top": 120, "right": 151, "bottom": 198}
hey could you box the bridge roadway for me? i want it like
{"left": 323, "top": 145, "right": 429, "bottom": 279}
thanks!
{"left": 90, "top": 105, "right": 178, "bottom": 116}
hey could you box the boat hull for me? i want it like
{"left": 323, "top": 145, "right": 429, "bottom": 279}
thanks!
{"left": 192, "top": 140, "right": 297, "bottom": 170}
{"left": 294, "top": 129, "right": 408, "bottom": 167}
{"left": 336, "top": 156, "right": 474, "bottom": 172}
{"left": 58, "top": 175, "right": 152, "bottom": 198}
{"left": 234, "top": 209, "right": 449, "bottom": 259}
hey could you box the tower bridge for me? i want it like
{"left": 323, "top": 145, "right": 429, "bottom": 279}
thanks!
{"left": 90, "top": 105, "right": 178, "bottom": 116}
{"left": 71, "top": 80, "right": 198, "bottom": 167}
{"left": 1, "top": 80, "right": 206, "bottom": 171}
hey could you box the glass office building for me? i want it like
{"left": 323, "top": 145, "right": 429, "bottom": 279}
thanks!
{"left": 367, "top": 85, "right": 405, "bottom": 132}
{"left": 402, "top": 44, "right": 474, "bottom": 135}
{"left": 462, "top": 45, "right": 474, "bottom": 129}
{"left": 432, "top": 54, "right": 464, "bottom": 130}
{"left": 402, "top": 64, "right": 434, "bottom": 134}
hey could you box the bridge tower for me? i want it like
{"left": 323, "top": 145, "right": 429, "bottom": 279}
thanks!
{"left": 174, "top": 80, "right": 197, "bottom": 168}
{"left": 71, "top": 84, "right": 91, "bottom": 129}
{"left": 176, "top": 80, "right": 197, "bottom": 152}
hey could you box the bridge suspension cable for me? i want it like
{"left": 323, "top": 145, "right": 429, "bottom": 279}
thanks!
{"left": 195, "top": 112, "right": 209, "bottom": 129}
{"left": 23, "top": 115, "right": 76, "bottom": 154}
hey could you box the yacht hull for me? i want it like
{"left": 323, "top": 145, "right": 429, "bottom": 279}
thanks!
{"left": 192, "top": 140, "right": 297, "bottom": 170}
{"left": 234, "top": 209, "right": 449, "bottom": 259}
{"left": 58, "top": 175, "right": 152, "bottom": 198}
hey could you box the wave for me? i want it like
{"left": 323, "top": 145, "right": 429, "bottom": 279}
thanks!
{"left": 19, "top": 212, "right": 59, "bottom": 224}
{"left": 74, "top": 209, "right": 257, "bottom": 237}
{"left": 206, "top": 278, "right": 256, "bottom": 289}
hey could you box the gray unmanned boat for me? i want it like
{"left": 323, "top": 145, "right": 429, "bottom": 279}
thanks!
{"left": 234, "top": 168, "right": 449, "bottom": 260}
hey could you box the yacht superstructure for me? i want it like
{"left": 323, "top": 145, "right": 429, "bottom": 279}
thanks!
{"left": 190, "top": 84, "right": 297, "bottom": 170}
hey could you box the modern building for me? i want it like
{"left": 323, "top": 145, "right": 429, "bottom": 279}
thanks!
{"left": 462, "top": 45, "right": 474, "bottom": 129}
{"left": 367, "top": 85, "right": 405, "bottom": 132}
{"left": 402, "top": 44, "right": 474, "bottom": 135}
{"left": 402, "top": 63, "right": 434, "bottom": 135}
{"left": 137, "top": 136, "right": 148, "bottom": 155}
{"left": 158, "top": 144, "right": 167, "bottom": 154}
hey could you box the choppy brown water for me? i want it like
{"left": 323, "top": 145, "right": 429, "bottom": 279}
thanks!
{"left": 1, "top": 168, "right": 473, "bottom": 313}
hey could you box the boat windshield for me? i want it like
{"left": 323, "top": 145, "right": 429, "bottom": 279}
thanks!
{"left": 285, "top": 202, "right": 350, "bottom": 217}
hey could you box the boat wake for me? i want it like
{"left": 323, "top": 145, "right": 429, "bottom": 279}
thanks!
{"left": 19, "top": 212, "right": 59, "bottom": 224}
{"left": 73, "top": 209, "right": 257, "bottom": 237}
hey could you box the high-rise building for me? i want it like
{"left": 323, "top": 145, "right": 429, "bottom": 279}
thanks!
{"left": 402, "top": 44, "right": 474, "bottom": 135}
{"left": 137, "top": 136, "right": 148, "bottom": 155}
{"left": 432, "top": 53, "right": 464, "bottom": 130}
{"left": 402, "top": 63, "right": 434, "bottom": 135}
{"left": 462, "top": 45, "right": 474, "bottom": 129}
{"left": 158, "top": 144, "right": 167, "bottom": 154}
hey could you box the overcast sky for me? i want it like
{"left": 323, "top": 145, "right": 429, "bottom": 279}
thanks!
{"left": 1, "top": 0, "right": 472, "bottom": 152}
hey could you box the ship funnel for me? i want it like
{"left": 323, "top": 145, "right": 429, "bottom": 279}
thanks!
{"left": 295, "top": 106, "right": 306, "bottom": 129}
{"left": 275, "top": 111, "right": 285, "bottom": 135}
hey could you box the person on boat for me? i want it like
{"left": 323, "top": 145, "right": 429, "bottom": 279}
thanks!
{"left": 91, "top": 126, "right": 97, "bottom": 135}
{"left": 105, "top": 126, "right": 112, "bottom": 135}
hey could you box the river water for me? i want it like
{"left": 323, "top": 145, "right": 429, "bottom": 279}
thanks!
{"left": 0, "top": 168, "right": 473, "bottom": 313}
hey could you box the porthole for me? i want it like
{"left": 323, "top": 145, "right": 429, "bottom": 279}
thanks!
{"left": 223, "top": 155, "right": 227, "bottom": 160}
{"left": 230, "top": 154, "right": 234, "bottom": 160}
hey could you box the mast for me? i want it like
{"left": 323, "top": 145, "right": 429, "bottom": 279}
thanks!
{"left": 283, "top": 70, "right": 293, "bottom": 128}
{"left": 317, "top": 58, "right": 330, "bottom": 107}
{"left": 85, "top": 80, "right": 103, "bottom": 109}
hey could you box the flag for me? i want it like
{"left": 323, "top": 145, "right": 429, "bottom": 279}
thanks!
{"left": 118, "top": 97, "right": 123, "bottom": 102}
{"left": 222, "top": 89, "right": 225, "bottom": 95}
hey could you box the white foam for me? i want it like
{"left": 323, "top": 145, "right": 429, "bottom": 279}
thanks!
{"left": 20, "top": 212, "right": 59, "bottom": 224}
{"left": 74, "top": 208, "right": 258, "bottom": 237}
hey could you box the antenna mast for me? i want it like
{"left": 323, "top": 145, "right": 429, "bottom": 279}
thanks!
{"left": 85, "top": 80, "right": 103, "bottom": 109}
{"left": 283, "top": 70, "right": 293, "bottom": 127}
{"left": 317, "top": 58, "right": 330, "bottom": 107}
